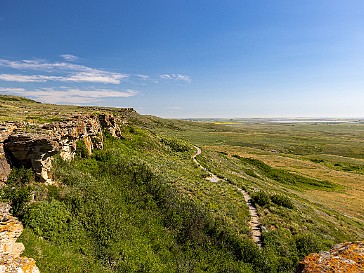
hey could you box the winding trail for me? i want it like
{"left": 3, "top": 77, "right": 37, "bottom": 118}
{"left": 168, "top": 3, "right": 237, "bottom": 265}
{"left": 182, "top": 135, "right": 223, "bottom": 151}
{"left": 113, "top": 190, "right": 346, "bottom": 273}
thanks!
{"left": 193, "top": 146, "right": 262, "bottom": 247}
{"left": 192, "top": 146, "right": 220, "bottom": 182}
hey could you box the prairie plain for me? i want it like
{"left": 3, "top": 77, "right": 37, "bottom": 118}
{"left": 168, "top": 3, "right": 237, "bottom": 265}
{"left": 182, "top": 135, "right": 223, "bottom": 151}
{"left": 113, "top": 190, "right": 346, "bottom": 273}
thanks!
{"left": 152, "top": 117, "right": 364, "bottom": 224}
{"left": 1, "top": 96, "right": 364, "bottom": 272}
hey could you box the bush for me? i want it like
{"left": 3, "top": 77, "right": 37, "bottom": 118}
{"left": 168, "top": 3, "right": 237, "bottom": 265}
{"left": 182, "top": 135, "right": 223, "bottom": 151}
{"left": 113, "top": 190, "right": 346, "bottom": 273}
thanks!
{"left": 243, "top": 168, "right": 258, "bottom": 178}
{"left": 76, "top": 139, "right": 89, "bottom": 158}
{"left": 294, "top": 233, "right": 323, "bottom": 259}
{"left": 5, "top": 186, "right": 31, "bottom": 217}
{"left": 23, "top": 200, "right": 71, "bottom": 241}
{"left": 236, "top": 156, "right": 337, "bottom": 190}
{"left": 262, "top": 229, "right": 299, "bottom": 272}
{"left": 271, "top": 194, "right": 294, "bottom": 209}
{"left": 251, "top": 191, "right": 271, "bottom": 207}
{"left": 7, "top": 167, "right": 34, "bottom": 186}
{"left": 161, "top": 137, "right": 189, "bottom": 152}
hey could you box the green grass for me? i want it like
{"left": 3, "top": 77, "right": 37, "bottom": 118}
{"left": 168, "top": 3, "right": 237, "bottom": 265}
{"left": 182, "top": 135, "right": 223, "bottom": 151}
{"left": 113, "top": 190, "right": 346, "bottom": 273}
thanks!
{"left": 232, "top": 155, "right": 341, "bottom": 191}
{"left": 1, "top": 96, "right": 364, "bottom": 272}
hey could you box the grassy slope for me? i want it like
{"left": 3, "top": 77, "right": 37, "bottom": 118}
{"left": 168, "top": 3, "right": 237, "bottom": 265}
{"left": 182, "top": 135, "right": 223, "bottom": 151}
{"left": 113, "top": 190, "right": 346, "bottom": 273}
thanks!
{"left": 149, "top": 117, "right": 364, "bottom": 223}
{"left": 1, "top": 95, "right": 363, "bottom": 273}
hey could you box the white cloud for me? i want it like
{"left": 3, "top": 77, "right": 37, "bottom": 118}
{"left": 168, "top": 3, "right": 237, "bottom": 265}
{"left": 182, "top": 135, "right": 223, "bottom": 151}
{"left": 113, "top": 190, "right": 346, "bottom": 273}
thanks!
{"left": 0, "top": 58, "right": 128, "bottom": 84}
{"left": 160, "top": 74, "right": 191, "bottom": 83}
{"left": 136, "top": 74, "right": 150, "bottom": 80}
{"left": 0, "top": 74, "right": 61, "bottom": 82}
{"left": 0, "top": 87, "right": 138, "bottom": 104}
{"left": 64, "top": 72, "right": 126, "bottom": 84}
{"left": 0, "top": 87, "right": 26, "bottom": 92}
{"left": 0, "top": 72, "right": 126, "bottom": 84}
{"left": 60, "top": 54, "right": 79, "bottom": 62}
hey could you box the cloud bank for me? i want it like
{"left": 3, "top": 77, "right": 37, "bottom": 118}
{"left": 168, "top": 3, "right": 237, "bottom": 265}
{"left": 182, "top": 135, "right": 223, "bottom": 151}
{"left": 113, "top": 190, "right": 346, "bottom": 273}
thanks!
{"left": 0, "top": 87, "right": 137, "bottom": 104}
{"left": 0, "top": 56, "right": 192, "bottom": 106}
{"left": 0, "top": 58, "right": 128, "bottom": 84}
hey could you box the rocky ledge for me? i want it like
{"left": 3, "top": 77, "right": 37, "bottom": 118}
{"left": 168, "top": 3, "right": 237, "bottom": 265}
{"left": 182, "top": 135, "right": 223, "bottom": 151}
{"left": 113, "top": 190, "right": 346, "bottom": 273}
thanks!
{"left": 0, "top": 203, "right": 39, "bottom": 273}
{"left": 0, "top": 112, "right": 124, "bottom": 184}
{"left": 298, "top": 241, "right": 364, "bottom": 273}
{"left": 0, "top": 108, "right": 131, "bottom": 272}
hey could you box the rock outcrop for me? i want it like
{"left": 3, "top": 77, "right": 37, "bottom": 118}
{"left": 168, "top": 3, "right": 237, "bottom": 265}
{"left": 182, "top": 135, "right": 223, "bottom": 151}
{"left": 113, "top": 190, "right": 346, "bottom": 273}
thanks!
{"left": 298, "top": 241, "right": 364, "bottom": 273}
{"left": 0, "top": 104, "right": 132, "bottom": 273}
{"left": 4, "top": 134, "right": 59, "bottom": 183}
{"left": 0, "top": 124, "right": 17, "bottom": 186}
{"left": 0, "top": 203, "right": 40, "bottom": 273}
{"left": 0, "top": 113, "right": 123, "bottom": 184}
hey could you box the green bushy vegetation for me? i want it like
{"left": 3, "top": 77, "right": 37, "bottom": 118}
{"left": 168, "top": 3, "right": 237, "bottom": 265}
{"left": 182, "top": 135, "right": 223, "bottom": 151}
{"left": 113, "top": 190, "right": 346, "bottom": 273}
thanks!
{"left": 76, "top": 139, "right": 90, "bottom": 158}
{"left": 270, "top": 194, "right": 294, "bottom": 209}
{"left": 251, "top": 192, "right": 294, "bottom": 209}
{"left": 160, "top": 136, "right": 190, "bottom": 152}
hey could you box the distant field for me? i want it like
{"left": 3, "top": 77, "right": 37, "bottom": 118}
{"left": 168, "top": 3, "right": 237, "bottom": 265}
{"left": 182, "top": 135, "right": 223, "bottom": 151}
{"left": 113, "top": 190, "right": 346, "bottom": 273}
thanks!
{"left": 153, "top": 118, "right": 364, "bottom": 224}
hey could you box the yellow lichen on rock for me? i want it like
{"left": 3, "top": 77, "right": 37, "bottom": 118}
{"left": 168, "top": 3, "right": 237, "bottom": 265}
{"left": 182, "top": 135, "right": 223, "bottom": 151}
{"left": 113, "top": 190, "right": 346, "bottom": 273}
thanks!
{"left": 298, "top": 241, "right": 364, "bottom": 273}
{"left": 0, "top": 203, "right": 40, "bottom": 273}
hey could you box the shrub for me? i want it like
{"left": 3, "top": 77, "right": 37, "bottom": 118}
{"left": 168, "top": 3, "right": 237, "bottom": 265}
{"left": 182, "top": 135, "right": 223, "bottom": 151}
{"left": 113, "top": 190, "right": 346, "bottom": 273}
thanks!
{"left": 310, "top": 159, "right": 324, "bottom": 163}
{"left": 262, "top": 229, "right": 299, "bottom": 272}
{"left": 294, "top": 233, "right": 323, "bottom": 259}
{"left": 7, "top": 167, "right": 34, "bottom": 186}
{"left": 271, "top": 194, "right": 294, "bottom": 209}
{"left": 161, "top": 137, "right": 189, "bottom": 152}
{"left": 75, "top": 139, "right": 89, "bottom": 158}
{"left": 243, "top": 168, "right": 258, "bottom": 178}
{"left": 5, "top": 186, "right": 31, "bottom": 217}
{"left": 251, "top": 191, "right": 271, "bottom": 207}
{"left": 23, "top": 200, "right": 71, "bottom": 241}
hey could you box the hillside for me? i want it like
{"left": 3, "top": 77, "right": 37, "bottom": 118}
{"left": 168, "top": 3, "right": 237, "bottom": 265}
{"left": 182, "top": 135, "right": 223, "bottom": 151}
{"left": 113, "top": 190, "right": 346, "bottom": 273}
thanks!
{"left": 0, "top": 95, "right": 363, "bottom": 272}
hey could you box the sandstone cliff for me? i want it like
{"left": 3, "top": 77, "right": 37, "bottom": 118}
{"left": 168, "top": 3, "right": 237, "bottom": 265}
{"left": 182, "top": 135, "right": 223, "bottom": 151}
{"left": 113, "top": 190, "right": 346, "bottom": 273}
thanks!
{"left": 0, "top": 112, "right": 124, "bottom": 184}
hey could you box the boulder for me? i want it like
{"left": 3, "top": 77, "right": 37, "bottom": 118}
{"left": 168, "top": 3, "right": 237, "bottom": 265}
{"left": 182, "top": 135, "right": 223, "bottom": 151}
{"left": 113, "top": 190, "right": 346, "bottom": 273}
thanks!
{"left": 298, "top": 241, "right": 364, "bottom": 272}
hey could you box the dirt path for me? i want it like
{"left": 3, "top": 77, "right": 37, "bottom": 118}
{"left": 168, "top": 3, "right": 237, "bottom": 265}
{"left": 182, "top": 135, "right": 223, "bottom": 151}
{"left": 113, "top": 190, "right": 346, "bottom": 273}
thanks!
{"left": 193, "top": 146, "right": 263, "bottom": 247}
{"left": 193, "top": 146, "right": 220, "bottom": 182}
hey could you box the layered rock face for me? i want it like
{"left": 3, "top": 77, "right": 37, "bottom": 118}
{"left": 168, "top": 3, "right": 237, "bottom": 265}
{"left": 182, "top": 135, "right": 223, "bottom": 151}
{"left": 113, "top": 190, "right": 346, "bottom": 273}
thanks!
{"left": 0, "top": 203, "right": 40, "bottom": 273}
{"left": 4, "top": 134, "right": 59, "bottom": 183}
{"left": 0, "top": 124, "right": 17, "bottom": 185}
{"left": 298, "top": 241, "right": 364, "bottom": 272}
{"left": 0, "top": 113, "right": 123, "bottom": 183}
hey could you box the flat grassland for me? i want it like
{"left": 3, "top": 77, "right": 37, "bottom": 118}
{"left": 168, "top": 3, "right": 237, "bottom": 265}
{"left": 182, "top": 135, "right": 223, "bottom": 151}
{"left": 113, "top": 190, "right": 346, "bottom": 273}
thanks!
{"left": 153, "top": 118, "right": 364, "bottom": 224}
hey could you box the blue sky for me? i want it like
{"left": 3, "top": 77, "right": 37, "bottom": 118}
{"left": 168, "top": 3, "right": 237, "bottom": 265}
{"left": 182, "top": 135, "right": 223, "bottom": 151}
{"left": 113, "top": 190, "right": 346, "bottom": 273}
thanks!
{"left": 1, "top": 1, "right": 364, "bottom": 118}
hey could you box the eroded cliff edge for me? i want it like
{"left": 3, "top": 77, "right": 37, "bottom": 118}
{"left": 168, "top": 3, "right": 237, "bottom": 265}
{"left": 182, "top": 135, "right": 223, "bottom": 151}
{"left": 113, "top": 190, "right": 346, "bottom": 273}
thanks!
{"left": 0, "top": 112, "right": 128, "bottom": 185}
{"left": 0, "top": 105, "right": 132, "bottom": 272}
